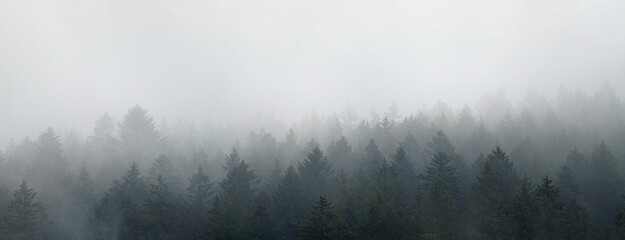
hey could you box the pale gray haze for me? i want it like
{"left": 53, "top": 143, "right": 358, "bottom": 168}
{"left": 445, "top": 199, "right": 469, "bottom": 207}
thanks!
{"left": 1, "top": 0, "right": 625, "bottom": 144}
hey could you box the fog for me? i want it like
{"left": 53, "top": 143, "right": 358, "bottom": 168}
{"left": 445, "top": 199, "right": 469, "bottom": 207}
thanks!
{"left": 2, "top": 0, "right": 625, "bottom": 239}
{"left": 2, "top": 0, "right": 625, "bottom": 144}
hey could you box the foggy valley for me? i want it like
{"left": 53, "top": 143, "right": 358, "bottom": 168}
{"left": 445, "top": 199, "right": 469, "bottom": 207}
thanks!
{"left": 2, "top": 0, "right": 625, "bottom": 239}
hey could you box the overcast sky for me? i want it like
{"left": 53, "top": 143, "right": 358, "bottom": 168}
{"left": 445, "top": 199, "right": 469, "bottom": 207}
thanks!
{"left": 1, "top": 0, "right": 625, "bottom": 144}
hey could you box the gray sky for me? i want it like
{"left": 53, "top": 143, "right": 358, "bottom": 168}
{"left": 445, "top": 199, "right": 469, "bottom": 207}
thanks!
{"left": 1, "top": 0, "right": 625, "bottom": 144}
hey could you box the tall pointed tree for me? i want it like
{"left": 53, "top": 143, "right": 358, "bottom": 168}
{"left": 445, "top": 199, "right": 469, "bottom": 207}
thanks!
{"left": 391, "top": 147, "right": 418, "bottom": 195}
{"left": 185, "top": 166, "right": 213, "bottom": 232}
{"left": 118, "top": 105, "right": 163, "bottom": 167}
{"left": 471, "top": 146, "right": 520, "bottom": 239}
{"left": 5, "top": 181, "right": 50, "bottom": 240}
{"left": 298, "top": 142, "right": 333, "bottom": 205}
{"left": 223, "top": 147, "right": 242, "bottom": 173}
{"left": 362, "top": 139, "right": 384, "bottom": 172}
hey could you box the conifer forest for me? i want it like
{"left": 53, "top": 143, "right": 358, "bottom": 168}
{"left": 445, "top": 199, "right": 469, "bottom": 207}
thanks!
{"left": 3, "top": 90, "right": 625, "bottom": 239}
{"left": 2, "top": 0, "right": 625, "bottom": 239}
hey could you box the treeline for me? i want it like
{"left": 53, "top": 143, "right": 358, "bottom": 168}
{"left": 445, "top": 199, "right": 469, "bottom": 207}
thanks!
{"left": 1, "top": 85, "right": 625, "bottom": 239}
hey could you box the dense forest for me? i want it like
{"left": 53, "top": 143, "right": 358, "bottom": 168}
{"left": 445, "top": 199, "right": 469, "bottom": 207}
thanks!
{"left": 3, "top": 85, "right": 625, "bottom": 239}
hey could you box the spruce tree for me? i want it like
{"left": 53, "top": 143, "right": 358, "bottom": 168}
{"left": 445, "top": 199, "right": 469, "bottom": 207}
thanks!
{"left": 534, "top": 175, "right": 563, "bottom": 239}
{"left": 391, "top": 147, "right": 418, "bottom": 195}
{"left": 273, "top": 165, "right": 304, "bottom": 238}
{"left": 145, "top": 175, "right": 176, "bottom": 236}
{"left": 557, "top": 165, "right": 579, "bottom": 202}
{"left": 298, "top": 144, "right": 333, "bottom": 205}
{"left": 223, "top": 147, "right": 242, "bottom": 173}
{"left": 185, "top": 166, "right": 213, "bottom": 233}
{"left": 471, "top": 146, "right": 520, "bottom": 239}
{"left": 74, "top": 164, "right": 94, "bottom": 206}
{"left": 420, "top": 152, "right": 460, "bottom": 239}
{"left": 362, "top": 139, "right": 384, "bottom": 172}
{"left": 148, "top": 154, "right": 179, "bottom": 192}
{"left": 118, "top": 105, "right": 163, "bottom": 167}
{"left": 5, "top": 181, "right": 50, "bottom": 240}
{"left": 511, "top": 176, "right": 536, "bottom": 240}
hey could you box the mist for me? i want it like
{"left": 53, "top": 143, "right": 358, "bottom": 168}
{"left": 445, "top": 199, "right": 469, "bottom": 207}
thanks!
{"left": 2, "top": 0, "right": 625, "bottom": 239}
{"left": 2, "top": 0, "right": 625, "bottom": 144}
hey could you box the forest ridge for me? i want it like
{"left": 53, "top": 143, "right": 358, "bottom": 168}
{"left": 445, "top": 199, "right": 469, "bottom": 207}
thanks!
{"left": 2, "top": 86, "right": 625, "bottom": 239}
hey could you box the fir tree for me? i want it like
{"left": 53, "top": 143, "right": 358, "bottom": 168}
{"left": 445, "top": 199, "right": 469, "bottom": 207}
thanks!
{"left": 391, "top": 147, "right": 418, "bottom": 194}
{"left": 118, "top": 105, "right": 163, "bottom": 166}
{"left": 74, "top": 164, "right": 94, "bottom": 206}
{"left": 471, "top": 146, "right": 520, "bottom": 239}
{"left": 5, "top": 181, "right": 51, "bottom": 240}
{"left": 534, "top": 175, "right": 563, "bottom": 239}
{"left": 145, "top": 175, "right": 176, "bottom": 236}
{"left": 148, "top": 154, "right": 180, "bottom": 192}
{"left": 557, "top": 165, "right": 579, "bottom": 202}
{"left": 298, "top": 144, "right": 333, "bottom": 204}
{"left": 223, "top": 147, "right": 242, "bottom": 173}
{"left": 362, "top": 139, "right": 384, "bottom": 172}
{"left": 185, "top": 166, "right": 213, "bottom": 233}
{"left": 511, "top": 176, "right": 536, "bottom": 240}
{"left": 220, "top": 160, "right": 260, "bottom": 215}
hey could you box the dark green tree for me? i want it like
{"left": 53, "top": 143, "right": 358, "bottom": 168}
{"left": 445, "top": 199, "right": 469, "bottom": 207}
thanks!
{"left": 560, "top": 197, "right": 596, "bottom": 240}
{"left": 298, "top": 195, "right": 354, "bottom": 240}
{"left": 5, "top": 181, "right": 51, "bottom": 240}
{"left": 557, "top": 165, "right": 579, "bottom": 202}
{"left": 223, "top": 147, "right": 242, "bottom": 173}
{"left": 420, "top": 152, "right": 461, "bottom": 239}
{"left": 298, "top": 143, "right": 333, "bottom": 205}
{"left": 534, "top": 175, "right": 563, "bottom": 239}
{"left": 471, "top": 146, "right": 520, "bottom": 239}
{"left": 391, "top": 147, "right": 418, "bottom": 195}
{"left": 184, "top": 166, "right": 213, "bottom": 233}
{"left": 145, "top": 175, "right": 176, "bottom": 237}
{"left": 118, "top": 105, "right": 163, "bottom": 167}
{"left": 362, "top": 139, "right": 384, "bottom": 172}
{"left": 510, "top": 176, "right": 536, "bottom": 240}
{"left": 584, "top": 142, "right": 622, "bottom": 225}
{"left": 148, "top": 154, "right": 180, "bottom": 192}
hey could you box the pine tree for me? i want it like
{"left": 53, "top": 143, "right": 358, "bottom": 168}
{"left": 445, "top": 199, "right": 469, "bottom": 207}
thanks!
{"left": 585, "top": 142, "right": 622, "bottom": 225}
{"left": 223, "top": 147, "right": 242, "bottom": 173}
{"left": 560, "top": 197, "right": 596, "bottom": 240}
{"left": 247, "top": 202, "right": 278, "bottom": 240}
{"left": 298, "top": 195, "right": 352, "bottom": 240}
{"left": 94, "top": 162, "right": 149, "bottom": 239}
{"left": 31, "top": 127, "right": 69, "bottom": 181}
{"left": 298, "top": 144, "right": 333, "bottom": 205}
{"left": 327, "top": 136, "right": 354, "bottom": 174}
{"left": 190, "top": 148, "right": 209, "bottom": 171}
{"left": 145, "top": 175, "right": 176, "bottom": 237}
{"left": 557, "top": 165, "right": 579, "bottom": 202}
{"left": 420, "top": 152, "right": 461, "bottom": 239}
{"left": 471, "top": 146, "right": 520, "bottom": 239}
{"left": 511, "top": 176, "right": 536, "bottom": 240}
{"left": 220, "top": 160, "right": 260, "bottom": 215}
{"left": 534, "top": 175, "right": 563, "bottom": 239}
{"left": 265, "top": 159, "right": 284, "bottom": 195}
{"left": 185, "top": 166, "right": 213, "bottom": 232}
{"left": 391, "top": 147, "right": 418, "bottom": 195}
{"left": 273, "top": 165, "right": 304, "bottom": 238}
{"left": 118, "top": 105, "right": 163, "bottom": 167}
{"left": 362, "top": 139, "right": 384, "bottom": 172}
{"left": 359, "top": 193, "right": 402, "bottom": 240}
{"left": 6, "top": 181, "right": 50, "bottom": 240}
{"left": 399, "top": 132, "right": 422, "bottom": 173}
{"left": 371, "top": 159, "right": 405, "bottom": 210}
{"left": 426, "top": 130, "right": 469, "bottom": 198}
{"left": 74, "top": 164, "right": 94, "bottom": 206}
{"left": 148, "top": 154, "right": 180, "bottom": 192}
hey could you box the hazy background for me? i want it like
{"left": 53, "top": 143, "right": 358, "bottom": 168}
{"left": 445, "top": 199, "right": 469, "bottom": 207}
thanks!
{"left": 1, "top": 0, "right": 625, "bottom": 145}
